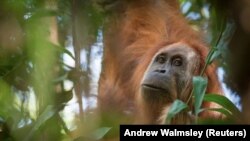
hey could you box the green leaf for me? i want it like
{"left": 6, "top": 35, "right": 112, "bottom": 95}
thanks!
{"left": 24, "top": 105, "right": 57, "bottom": 141}
{"left": 90, "top": 127, "right": 111, "bottom": 140}
{"left": 54, "top": 45, "right": 75, "bottom": 60}
{"left": 53, "top": 73, "right": 68, "bottom": 83}
{"left": 203, "top": 94, "right": 241, "bottom": 115}
{"left": 200, "top": 108, "right": 232, "bottom": 117}
{"left": 209, "top": 48, "right": 220, "bottom": 63}
{"left": 166, "top": 100, "right": 188, "bottom": 124}
{"left": 61, "top": 48, "right": 75, "bottom": 60}
{"left": 193, "top": 76, "right": 208, "bottom": 116}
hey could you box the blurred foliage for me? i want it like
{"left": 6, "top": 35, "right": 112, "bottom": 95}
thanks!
{"left": 0, "top": 0, "right": 103, "bottom": 140}
{"left": 0, "top": 0, "right": 238, "bottom": 140}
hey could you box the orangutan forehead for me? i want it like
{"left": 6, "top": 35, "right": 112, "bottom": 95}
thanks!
{"left": 156, "top": 42, "right": 197, "bottom": 60}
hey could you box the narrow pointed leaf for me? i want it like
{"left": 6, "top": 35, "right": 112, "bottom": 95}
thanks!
{"left": 203, "top": 94, "right": 241, "bottom": 115}
{"left": 166, "top": 100, "right": 188, "bottom": 124}
{"left": 193, "top": 76, "right": 208, "bottom": 116}
{"left": 90, "top": 127, "right": 111, "bottom": 140}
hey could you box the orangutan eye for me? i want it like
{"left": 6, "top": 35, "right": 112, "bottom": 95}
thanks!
{"left": 156, "top": 54, "right": 166, "bottom": 64}
{"left": 172, "top": 57, "right": 182, "bottom": 66}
